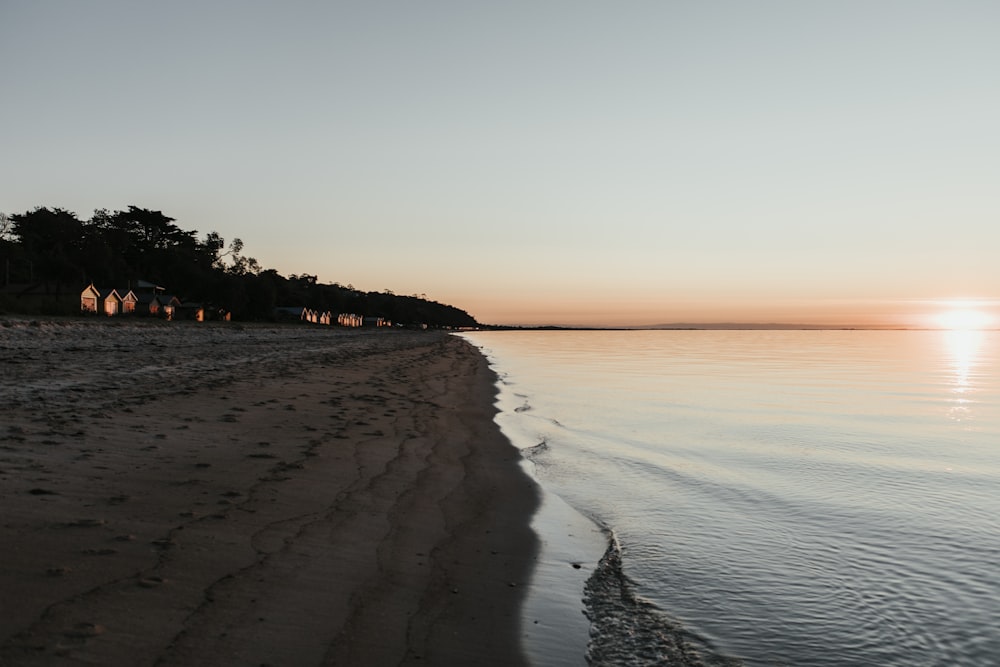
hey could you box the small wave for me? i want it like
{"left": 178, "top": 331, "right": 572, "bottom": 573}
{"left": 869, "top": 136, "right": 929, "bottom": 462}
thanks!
{"left": 514, "top": 401, "right": 532, "bottom": 413}
{"left": 584, "top": 532, "right": 742, "bottom": 667}
{"left": 523, "top": 439, "right": 549, "bottom": 456}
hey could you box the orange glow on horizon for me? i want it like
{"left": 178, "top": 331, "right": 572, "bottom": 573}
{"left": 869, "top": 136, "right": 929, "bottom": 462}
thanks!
{"left": 932, "top": 306, "right": 996, "bottom": 331}
{"left": 470, "top": 297, "right": 907, "bottom": 329}
{"left": 468, "top": 295, "right": 1000, "bottom": 329}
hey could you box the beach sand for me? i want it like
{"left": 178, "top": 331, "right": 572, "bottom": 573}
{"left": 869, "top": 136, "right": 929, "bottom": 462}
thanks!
{"left": 0, "top": 320, "right": 540, "bottom": 666}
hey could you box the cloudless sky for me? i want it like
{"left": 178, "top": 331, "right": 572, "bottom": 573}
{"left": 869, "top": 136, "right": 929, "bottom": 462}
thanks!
{"left": 3, "top": 1, "right": 999, "bottom": 326}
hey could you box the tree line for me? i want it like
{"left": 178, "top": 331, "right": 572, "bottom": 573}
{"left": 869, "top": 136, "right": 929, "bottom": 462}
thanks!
{"left": 0, "top": 206, "right": 478, "bottom": 327}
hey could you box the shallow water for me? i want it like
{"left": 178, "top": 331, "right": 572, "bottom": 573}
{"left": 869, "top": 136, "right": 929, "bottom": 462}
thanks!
{"left": 465, "top": 329, "right": 1000, "bottom": 667}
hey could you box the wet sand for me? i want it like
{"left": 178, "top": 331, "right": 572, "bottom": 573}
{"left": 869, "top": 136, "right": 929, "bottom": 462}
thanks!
{"left": 0, "top": 320, "right": 539, "bottom": 666}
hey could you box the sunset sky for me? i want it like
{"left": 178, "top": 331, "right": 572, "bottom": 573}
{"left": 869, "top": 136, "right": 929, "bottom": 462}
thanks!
{"left": 3, "top": 1, "right": 999, "bottom": 327}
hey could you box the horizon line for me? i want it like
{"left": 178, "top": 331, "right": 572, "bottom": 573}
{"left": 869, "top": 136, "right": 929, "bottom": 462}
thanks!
{"left": 481, "top": 322, "right": 1000, "bottom": 331}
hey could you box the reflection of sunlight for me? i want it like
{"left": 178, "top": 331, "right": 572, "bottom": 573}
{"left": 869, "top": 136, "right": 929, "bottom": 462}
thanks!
{"left": 946, "top": 329, "right": 982, "bottom": 389}
{"left": 944, "top": 329, "right": 983, "bottom": 421}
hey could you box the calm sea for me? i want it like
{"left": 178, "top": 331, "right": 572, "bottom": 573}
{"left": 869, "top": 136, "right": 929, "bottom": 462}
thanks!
{"left": 463, "top": 330, "right": 1000, "bottom": 667}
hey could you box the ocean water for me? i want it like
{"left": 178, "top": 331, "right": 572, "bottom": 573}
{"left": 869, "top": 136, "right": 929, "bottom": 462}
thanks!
{"left": 463, "top": 330, "right": 1000, "bottom": 667}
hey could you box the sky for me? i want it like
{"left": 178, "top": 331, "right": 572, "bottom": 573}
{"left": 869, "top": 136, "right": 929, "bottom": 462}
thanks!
{"left": 2, "top": 1, "right": 999, "bottom": 327}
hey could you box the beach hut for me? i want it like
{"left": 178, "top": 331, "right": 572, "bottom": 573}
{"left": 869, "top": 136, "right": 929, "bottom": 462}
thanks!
{"left": 116, "top": 288, "right": 139, "bottom": 314}
{"left": 158, "top": 295, "right": 182, "bottom": 320}
{"left": 177, "top": 302, "right": 205, "bottom": 322}
{"left": 80, "top": 284, "right": 101, "bottom": 314}
{"left": 210, "top": 307, "right": 232, "bottom": 322}
{"left": 129, "top": 280, "right": 167, "bottom": 315}
{"left": 135, "top": 292, "right": 158, "bottom": 316}
{"left": 93, "top": 288, "right": 123, "bottom": 316}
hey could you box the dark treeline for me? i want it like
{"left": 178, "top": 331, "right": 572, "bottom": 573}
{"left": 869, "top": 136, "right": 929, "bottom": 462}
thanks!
{"left": 0, "top": 206, "right": 477, "bottom": 327}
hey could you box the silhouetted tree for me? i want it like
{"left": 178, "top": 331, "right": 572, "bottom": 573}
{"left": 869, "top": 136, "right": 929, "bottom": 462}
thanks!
{"left": 4, "top": 203, "right": 481, "bottom": 326}
{"left": 9, "top": 207, "right": 86, "bottom": 292}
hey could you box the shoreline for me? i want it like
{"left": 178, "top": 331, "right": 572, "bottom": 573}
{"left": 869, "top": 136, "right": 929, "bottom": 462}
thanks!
{"left": 462, "top": 332, "right": 609, "bottom": 666}
{"left": 0, "top": 321, "right": 540, "bottom": 665}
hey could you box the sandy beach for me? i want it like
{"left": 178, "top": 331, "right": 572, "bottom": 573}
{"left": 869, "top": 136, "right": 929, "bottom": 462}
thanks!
{"left": 0, "top": 320, "right": 540, "bottom": 666}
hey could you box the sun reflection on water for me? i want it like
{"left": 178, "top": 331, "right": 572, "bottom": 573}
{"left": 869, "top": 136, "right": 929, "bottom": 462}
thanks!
{"left": 943, "top": 329, "right": 984, "bottom": 422}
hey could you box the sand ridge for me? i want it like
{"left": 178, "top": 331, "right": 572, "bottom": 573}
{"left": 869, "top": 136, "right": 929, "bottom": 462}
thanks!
{"left": 0, "top": 321, "right": 539, "bottom": 666}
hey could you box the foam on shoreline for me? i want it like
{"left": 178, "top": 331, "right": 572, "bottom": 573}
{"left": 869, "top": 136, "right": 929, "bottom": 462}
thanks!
{"left": 461, "top": 333, "right": 608, "bottom": 666}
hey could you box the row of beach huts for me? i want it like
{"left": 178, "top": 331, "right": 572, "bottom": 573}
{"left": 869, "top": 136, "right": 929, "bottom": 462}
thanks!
{"left": 80, "top": 281, "right": 387, "bottom": 327}
{"left": 272, "top": 307, "right": 389, "bottom": 327}
{"left": 80, "top": 282, "right": 215, "bottom": 321}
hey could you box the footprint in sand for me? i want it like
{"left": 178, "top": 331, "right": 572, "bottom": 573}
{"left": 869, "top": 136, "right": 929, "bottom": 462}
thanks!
{"left": 64, "top": 518, "right": 106, "bottom": 528}
{"left": 63, "top": 622, "right": 106, "bottom": 638}
{"left": 137, "top": 576, "right": 168, "bottom": 588}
